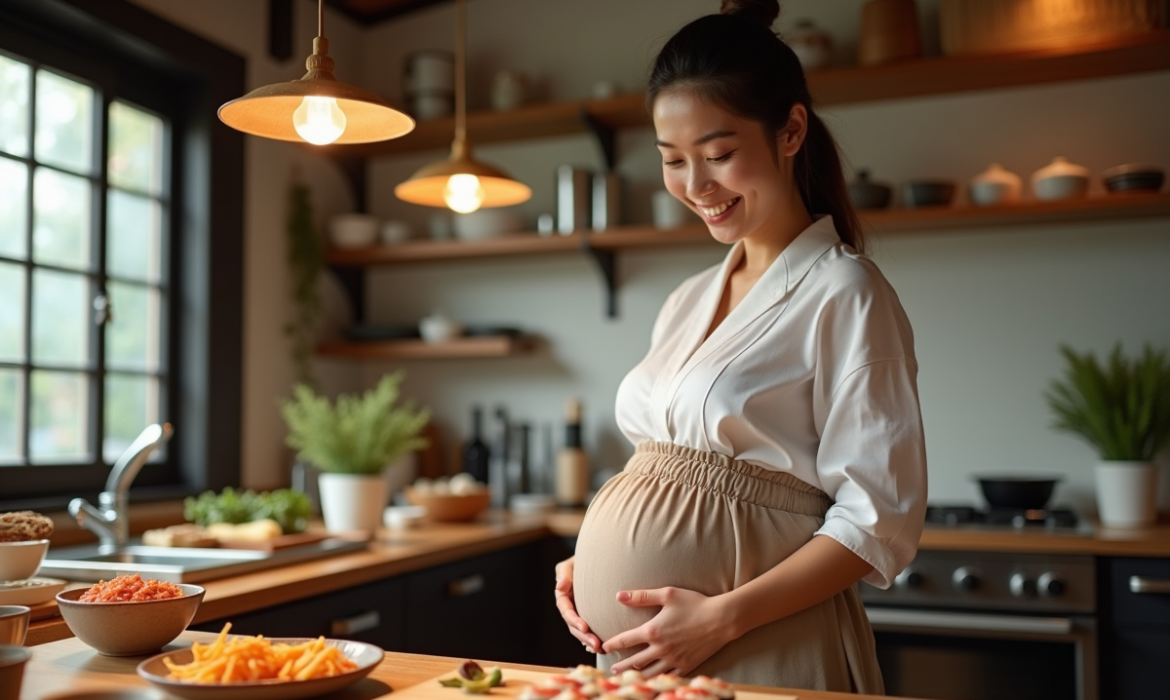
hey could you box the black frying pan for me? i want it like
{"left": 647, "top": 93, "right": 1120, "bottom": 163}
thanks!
{"left": 975, "top": 476, "right": 1060, "bottom": 510}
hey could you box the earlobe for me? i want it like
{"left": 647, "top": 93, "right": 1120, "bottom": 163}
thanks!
{"left": 781, "top": 105, "right": 809, "bottom": 157}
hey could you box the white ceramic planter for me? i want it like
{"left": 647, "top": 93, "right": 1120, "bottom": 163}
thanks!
{"left": 318, "top": 472, "right": 388, "bottom": 534}
{"left": 1095, "top": 461, "right": 1158, "bottom": 529}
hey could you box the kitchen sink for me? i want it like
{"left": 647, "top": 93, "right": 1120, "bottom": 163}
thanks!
{"left": 39, "top": 538, "right": 369, "bottom": 583}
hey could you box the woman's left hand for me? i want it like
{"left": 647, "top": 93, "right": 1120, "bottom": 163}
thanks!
{"left": 602, "top": 586, "right": 735, "bottom": 677}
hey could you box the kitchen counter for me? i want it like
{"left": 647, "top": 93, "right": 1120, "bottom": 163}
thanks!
{"left": 20, "top": 631, "right": 881, "bottom": 700}
{"left": 27, "top": 509, "right": 1170, "bottom": 645}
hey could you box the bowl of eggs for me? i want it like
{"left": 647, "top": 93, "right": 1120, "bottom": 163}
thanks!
{"left": 405, "top": 474, "right": 491, "bottom": 522}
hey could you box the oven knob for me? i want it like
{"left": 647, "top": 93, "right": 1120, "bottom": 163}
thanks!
{"left": 1038, "top": 572, "right": 1067, "bottom": 597}
{"left": 952, "top": 567, "right": 981, "bottom": 592}
{"left": 1010, "top": 572, "right": 1038, "bottom": 597}
{"left": 895, "top": 568, "right": 924, "bottom": 589}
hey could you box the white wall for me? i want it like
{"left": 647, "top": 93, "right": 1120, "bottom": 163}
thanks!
{"left": 124, "top": 0, "right": 1170, "bottom": 514}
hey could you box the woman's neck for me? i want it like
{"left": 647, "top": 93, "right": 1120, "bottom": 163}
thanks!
{"left": 738, "top": 186, "right": 814, "bottom": 277}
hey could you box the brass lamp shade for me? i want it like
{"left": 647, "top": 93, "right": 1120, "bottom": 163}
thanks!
{"left": 394, "top": 154, "right": 532, "bottom": 208}
{"left": 219, "top": 78, "right": 415, "bottom": 145}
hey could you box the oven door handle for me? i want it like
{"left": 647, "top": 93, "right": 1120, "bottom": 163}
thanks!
{"left": 866, "top": 608, "right": 1073, "bottom": 635}
{"left": 1130, "top": 576, "right": 1170, "bottom": 594}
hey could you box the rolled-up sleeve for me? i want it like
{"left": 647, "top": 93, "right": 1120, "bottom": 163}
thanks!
{"left": 813, "top": 358, "right": 927, "bottom": 588}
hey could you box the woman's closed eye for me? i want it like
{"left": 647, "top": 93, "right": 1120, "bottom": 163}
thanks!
{"left": 663, "top": 151, "right": 735, "bottom": 168}
{"left": 708, "top": 150, "right": 734, "bottom": 163}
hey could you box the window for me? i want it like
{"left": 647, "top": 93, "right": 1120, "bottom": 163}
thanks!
{"left": 0, "top": 0, "right": 245, "bottom": 509}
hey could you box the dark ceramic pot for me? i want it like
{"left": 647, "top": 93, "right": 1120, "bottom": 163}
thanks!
{"left": 849, "top": 170, "right": 892, "bottom": 209}
{"left": 902, "top": 180, "right": 956, "bottom": 208}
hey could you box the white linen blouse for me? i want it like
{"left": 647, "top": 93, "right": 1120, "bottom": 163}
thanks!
{"left": 615, "top": 216, "right": 927, "bottom": 589}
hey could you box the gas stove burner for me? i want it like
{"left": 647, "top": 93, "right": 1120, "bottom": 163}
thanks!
{"left": 926, "top": 504, "right": 1080, "bottom": 530}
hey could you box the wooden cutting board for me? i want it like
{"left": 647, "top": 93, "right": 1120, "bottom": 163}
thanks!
{"left": 379, "top": 668, "right": 797, "bottom": 700}
{"left": 215, "top": 531, "right": 332, "bottom": 552}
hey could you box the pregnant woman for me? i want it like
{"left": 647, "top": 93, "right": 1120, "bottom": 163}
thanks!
{"left": 555, "top": 0, "right": 927, "bottom": 693}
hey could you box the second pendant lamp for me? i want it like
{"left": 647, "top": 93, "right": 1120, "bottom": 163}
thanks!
{"left": 395, "top": 0, "right": 531, "bottom": 213}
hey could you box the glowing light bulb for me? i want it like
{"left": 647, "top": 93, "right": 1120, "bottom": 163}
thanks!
{"left": 444, "top": 174, "right": 485, "bottom": 213}
{"left": 292, "top": 96, "right": 346, "bottom": 145}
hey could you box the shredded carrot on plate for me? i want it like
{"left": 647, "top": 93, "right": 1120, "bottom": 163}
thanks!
{"left": 163, "top": 623, "right": 358, "bottom": 684}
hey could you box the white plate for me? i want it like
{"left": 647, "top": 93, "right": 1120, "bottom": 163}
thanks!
{"left": 0, "top": 577, "right": 66, "bottom": 606}
{"left": 137, "top": 637, "right": 383, "bottom": 700}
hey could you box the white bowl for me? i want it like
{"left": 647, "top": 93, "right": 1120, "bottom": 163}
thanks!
{"left": 0, "top": 540, "right": 48, "bottom": 581}
{"left": 419, "top": 314, "right": 462, "bottom": 344}
{"left": 510, "top": 493, "right": 555, "bottom": 514}
{"left": 383, "top": 505, "right": 427, "bottom": 529}
{"left": 453, "top": 210, "right": 524, "bottom": 241}
{"left": 1033, "top": 174, "right": 1089, "bottom": 201}
{"left": 329, "top": 214, "right": 379, "bottom": 249}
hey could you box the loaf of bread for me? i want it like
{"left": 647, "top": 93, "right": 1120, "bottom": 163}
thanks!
{"left": 0, "top": 510, "right": 54, "bottom": 542}
{"left": 142, "top": 523, "right": 218, "bottom": 548}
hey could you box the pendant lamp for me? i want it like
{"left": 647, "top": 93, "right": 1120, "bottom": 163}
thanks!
{"left": 394, "top": 0, "right": 531, "bottom": 213}
{"left": 218, "top": 0, "right": 415, "bottom": 145}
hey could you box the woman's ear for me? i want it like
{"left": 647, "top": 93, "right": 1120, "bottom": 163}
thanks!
{"left": 777, "top": 104, "right": 808, "bottom": 157}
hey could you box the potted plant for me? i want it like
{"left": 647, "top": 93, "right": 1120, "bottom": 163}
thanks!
{"left": 1046, "top": 344, "right": 1170, "bottom": 528}
{"left": 281, "top": 372, "right": 430, "bottom": 533}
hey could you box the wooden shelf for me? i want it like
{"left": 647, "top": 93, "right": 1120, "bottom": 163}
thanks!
{"left": 316, "top": 335, "right": 534, "bottom": 360}
{"left": 327, "top": 192, "right": 1170, "bottom": 267}
{"left": 327, "top": 30, "right": 1170, "bottom": 159}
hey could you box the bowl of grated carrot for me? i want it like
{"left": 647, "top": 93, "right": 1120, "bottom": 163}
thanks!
{"left": 56, "top": 573, "right": 204, "bottom": 657}
{"left": 136, "top": 622, "right": 384, "bottom": 700}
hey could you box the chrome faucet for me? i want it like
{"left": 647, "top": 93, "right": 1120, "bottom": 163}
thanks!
{"left": 69, "top": 423, "right": 174, "bottom": 551}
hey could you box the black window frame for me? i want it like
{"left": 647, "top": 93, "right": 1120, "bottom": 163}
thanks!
{"left": 0, "top": 0, "right": 244, "bottom": 511}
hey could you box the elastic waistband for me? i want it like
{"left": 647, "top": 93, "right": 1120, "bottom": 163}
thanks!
{"left": 626, "top": 441, "right": 832, "bottom": 518}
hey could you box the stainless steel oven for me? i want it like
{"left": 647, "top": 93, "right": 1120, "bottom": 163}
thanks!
{"left": 860, "top": 549, "right": 1098, "bottom": 700}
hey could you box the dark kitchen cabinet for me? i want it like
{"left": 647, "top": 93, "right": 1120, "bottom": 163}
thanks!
{"left": 1103, "top": 557, "right": 1170, "bottom": 700}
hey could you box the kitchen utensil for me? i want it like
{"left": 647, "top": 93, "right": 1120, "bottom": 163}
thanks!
{"left": 328, "top": 214, "right": 378, "bottom": 249}
{"left": 491, "top": 71, "right": 526, "bottom": 111}
{"left": 453, "top": 209, "right": 524, "bottom": 241}
{"left": 652, "top": 189, "right": 692, "bottom": 229}
{"left": 902, "top": 180, "right": 956, "bottom": 208}
{"left": 848, "top": 169, "right": 892, "bottom": 209}
{"left": 0, "top": 606, "right": 29, "bottom": 645}
{"left": 0, "top": 540, "right": 48, "bottom": 581}
{"left": 557, "top": 165, "right": 592, "bottom": 234}
{"left": 1103, "top": 163, "right": 1165, "bottom": 193}
{"left": 379, "top": 220, "right": 412, "bottom": 245}
{"left": 1032, "top": 157, "right": 1089, "bottom": 201}
{"left": 975, "top": 476, "right": 1060, "bottom": 510}
{"left": 0, "top": 578, "right": 66, "bottom": 606}
{"left": 591, "top": 172, "right": 621, "bottom": 231}
{"left": 787, "top": 19, "right": 833, "bottom": 70}
{"left": 0, "top": 647, "right": 29, "bottom": 700}
{"left": 56, "top": 585, "right": 204, "bottom": 656}
{"left": 858, "top": 0, "right": 921, "bottom": 66}
{"left": 419, "top": 312, "right": 462, "bottom": 344}
{"left": 969, "top": 163, "right": 1022, "bottom": 206}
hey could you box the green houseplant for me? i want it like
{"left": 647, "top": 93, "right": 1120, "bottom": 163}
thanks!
{"left": 1046, "top": 343, "right": 1170, "bottom": 528}
{"left": 281, "top": 372, "right": 430, "bottom": 532}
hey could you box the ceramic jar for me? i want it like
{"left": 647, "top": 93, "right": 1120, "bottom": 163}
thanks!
{"left": 902, "top": 180, "right": 956, "bottom": 208}
{"left": 858, "top": 0, "right": 922, "bottom": 65}
{"left": 848, "top": 170, "right": 892, "bottom": 209}
{"left": 787, "top": 19, "right": 834, "bottom": 70}
{"left": 1032, "top": 157, "right": 1090, "bottom": 201}
{"left": 969, "top": 163, "right": 1022, "bottom": 207}
{"left": 419, "top": 311, "right": 462, "bottom": 344}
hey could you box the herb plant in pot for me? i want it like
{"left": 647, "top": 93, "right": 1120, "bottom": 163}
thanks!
{"left": 281, "top": 373, "right": 430, "bottom": 534}
{"left": 1046, "top": 344, "right": 1170, "bottom": 529}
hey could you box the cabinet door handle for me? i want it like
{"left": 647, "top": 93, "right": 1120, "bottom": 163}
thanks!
{"left": 331, "top": 610, "right": 380, "bottom": 636}
{"left": 448, "top": 574, "right": 485, "bottom": 597}
{"left": 1129, "top": 576, "right": 1170, "bottom": 594}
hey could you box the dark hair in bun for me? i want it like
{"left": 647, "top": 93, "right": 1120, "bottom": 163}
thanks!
{"left": 720, "top": 0, "right": 779, "bottom": 28}
{"left": 648, "top": 1, "right": 863, "bottom": 252}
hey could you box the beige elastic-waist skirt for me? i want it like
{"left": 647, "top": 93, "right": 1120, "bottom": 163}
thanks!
{"left": 573, "top": 442, "right": 883, "bottom": 694}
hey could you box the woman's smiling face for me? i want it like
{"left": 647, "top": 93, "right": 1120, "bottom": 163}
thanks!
{"left": 653, "top": 88, "right": 796, "bottom": 246}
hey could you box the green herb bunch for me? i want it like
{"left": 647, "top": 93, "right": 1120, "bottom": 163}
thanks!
{"left": 280, "top": 372, "right": 430, "bottom": 475}
{"left": 184, "top": 487, "right": 311, "bottom": 534}
{"left": 1046, "top": 343, "right": 1170, "bottom": 461}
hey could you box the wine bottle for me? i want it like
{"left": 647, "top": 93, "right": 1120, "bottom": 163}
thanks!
{"left": 463, "top": 405, "right": 490, "bottom": 483}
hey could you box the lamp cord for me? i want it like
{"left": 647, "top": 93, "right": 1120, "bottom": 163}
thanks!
{"left": 455, "top": 0, "right": 467, "bottom": 150}
{"left": 318, "top": 0, "right": 325, "bottom": 37}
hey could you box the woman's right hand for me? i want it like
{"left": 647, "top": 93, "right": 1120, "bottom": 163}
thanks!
{"left": 555, "top": 556, "right": 602, "bottom": 654}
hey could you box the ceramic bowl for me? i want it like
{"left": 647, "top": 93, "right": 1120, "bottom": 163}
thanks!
{"left": 1033, "top": 174, "right": 1089, "bottom": 201}
{"left": 902, "top": 181, "right": 956, "bottom": 208}
{"left": 0, "top": 606, "right": 29, "bottom": 646}
{"left": 328, "top": 214, "right": 379, "bottom": 249}
{"left": 0, "top": 646, "right": 30, "bottom": 700}
{"left": 0, "top": 539, "right": 49, "bottom": 581}
{"left": 1103, "top": 164, "right": 1165, "bottom": 193}
{"left": 418, "top": 314, "right": 462, "bottom": 344}
{"left": 405, "top": 488, "right": 491, "bottom": 522}
{"left": 55, "top": 584, "right": 205, "bottom": 657}
{"left": 848, "top": 170, "right": 892, "bottom": 210}
{"left": 453, "top": 209, "right": 524, "bottom": 241}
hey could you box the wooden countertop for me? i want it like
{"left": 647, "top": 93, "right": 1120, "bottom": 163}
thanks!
{"left": 26, "top": 509, "right": 1170, "bottom": 646}
{"left": 20, "top": 631, "right": 883, "bottom": 700}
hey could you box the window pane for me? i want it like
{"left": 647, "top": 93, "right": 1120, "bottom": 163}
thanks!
{"left": 103, "top": 373, "right": 157, "bottom": 463}
{"left": 109, "top": 102, "right": 163, "bottom": 195}
{"left": 0, "top": 55, "right": 30, "bottom": 158}
{"left": 30, "top": 369, "right": 89, "bottom": 463}
{"left": 107, "top": 281, "right": 159, "bottom": 372}
{"left": 0, "top": 369, "right": 20, "bottom": 464}
{"left": 35, "top": 70, "right": 93, "bottom": 174}
{"left": 0, "top": 158, "right": 27, "bottom": 259}
{"left": 107, "top": 190, "right": 161, "bottom": 282}
{"left": 32, "top": 268, "right": 89, "bottom": 368}
{"left": 33, "top": 167, "right": 91, "bottom": 269}
{"left": 0, "top": 262, "right": 24, "bottom": 363}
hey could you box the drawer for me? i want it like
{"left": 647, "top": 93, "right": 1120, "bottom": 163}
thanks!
{"left": 191, "top": 577, "right": 406, "bottom": 650}
{"left": 1111, "top": 557, "right": 1170, "bottom": 628}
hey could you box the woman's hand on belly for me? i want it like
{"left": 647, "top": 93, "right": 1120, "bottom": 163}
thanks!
{"left": 556, "top": 556, "right": 603, "bottom": 653}
{"left": 602, "top": 586, "right": 736, "bottom": 677}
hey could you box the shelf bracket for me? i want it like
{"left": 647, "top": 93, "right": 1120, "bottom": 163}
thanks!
{"left": 579, "top": 108, "right": 616, "bottom": 172}
{"left": 581, "top": 237, "right": 618, "bottom": 318}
